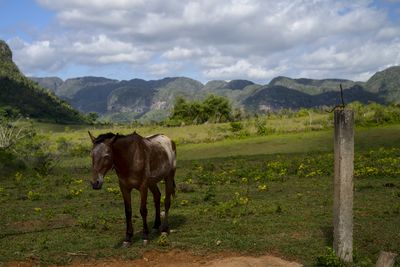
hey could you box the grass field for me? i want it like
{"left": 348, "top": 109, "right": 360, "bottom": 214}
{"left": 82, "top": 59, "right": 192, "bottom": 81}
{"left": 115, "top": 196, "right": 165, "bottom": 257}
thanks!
{"left": 34, "top": 112, "right": 331, "bottom": 145}
{"left": 0, "top": 121, "right": 399, "bottom": 266}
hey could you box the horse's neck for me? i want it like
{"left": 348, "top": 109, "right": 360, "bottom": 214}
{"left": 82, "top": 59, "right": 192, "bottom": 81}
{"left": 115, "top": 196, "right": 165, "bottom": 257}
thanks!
{"left": 112, "top": 135, "right": 144, "bottom": 178}
{"left": 112, "top": 137, "right": 134, "bottom": 174}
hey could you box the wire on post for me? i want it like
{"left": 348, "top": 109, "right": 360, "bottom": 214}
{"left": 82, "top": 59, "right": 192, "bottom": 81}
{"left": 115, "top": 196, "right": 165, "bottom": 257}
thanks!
{"left": 327, "top": 83, "right": 346, "bottom": 113}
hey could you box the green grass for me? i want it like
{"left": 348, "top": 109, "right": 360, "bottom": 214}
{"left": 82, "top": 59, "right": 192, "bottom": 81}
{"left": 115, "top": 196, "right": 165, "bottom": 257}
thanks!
{"left": 35, "top": 112, "right": 332, "bottom": 146}
{"left": 179, "top": 124, "right": 400, "bottom": 160}
{"left": 0, "top": 123, "right": 399, "bottom": 266}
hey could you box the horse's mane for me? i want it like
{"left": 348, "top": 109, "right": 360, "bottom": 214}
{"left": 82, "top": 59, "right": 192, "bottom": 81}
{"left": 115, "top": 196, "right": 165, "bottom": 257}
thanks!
{"left": 146, "top": 133, "right": 161, "bottom": 139}
{"left": 94, "top": 132, "right": 126, "bottom": 144}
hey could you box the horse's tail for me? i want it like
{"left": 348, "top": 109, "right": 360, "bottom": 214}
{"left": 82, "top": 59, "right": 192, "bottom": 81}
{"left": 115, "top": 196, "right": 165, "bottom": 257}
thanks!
{"left": 171, "top": 140, "right": 177, "bottom": 197}
{"left": 171, "top": 140, "right": 177, "bottom": 167}
{"left": 165, "top": 169, "right": 176, "bottom": 198}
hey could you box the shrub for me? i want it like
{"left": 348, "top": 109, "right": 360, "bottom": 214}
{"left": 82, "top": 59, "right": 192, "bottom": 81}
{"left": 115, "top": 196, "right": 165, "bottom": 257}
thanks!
{"left": 0, "top": 117, "right": 30, "bottom": 150}
{"left": 229, "top": 121, "right": 243, "bottom": 132}
{"left": 0, "top": 149, "right": 25, "bottom": 177}
{"left": 87, "top": 112, "right": 99, "bottom": 124}
{"left": 349, "top": 102, "right": 400, "bottom": 126}
{"left": 15, "top": 133, "right": 60, "bottom": 176}
{"left": 315, "top": 247, "right": 343, "bottom": 267}
{"left": 254, "top": 117, "right": 269, "bottom": 135}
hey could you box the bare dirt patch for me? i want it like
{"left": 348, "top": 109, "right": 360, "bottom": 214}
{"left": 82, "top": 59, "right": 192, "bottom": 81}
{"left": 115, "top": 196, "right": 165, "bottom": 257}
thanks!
{"left": 65, "top": 250, "right": 303, "bottom": 267}
{"left": 9, "top": 215, "right": 76, "bottom": 233}
{"left": 4, "top": 250, "right": 303, "bottom": 267}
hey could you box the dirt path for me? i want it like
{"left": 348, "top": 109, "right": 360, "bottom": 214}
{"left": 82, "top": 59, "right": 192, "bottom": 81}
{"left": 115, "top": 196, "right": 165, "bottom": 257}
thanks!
{"left": 69, "top": 250, "right": 303, "bottom": 267}
{"left": 4, "top": 250, "right": 303, "bottom": 266}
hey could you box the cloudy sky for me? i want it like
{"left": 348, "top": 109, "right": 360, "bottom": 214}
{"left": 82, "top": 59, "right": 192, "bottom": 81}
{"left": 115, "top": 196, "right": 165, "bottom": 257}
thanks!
{"left": 1, "top": 0, "right": 400, "bottom": 84}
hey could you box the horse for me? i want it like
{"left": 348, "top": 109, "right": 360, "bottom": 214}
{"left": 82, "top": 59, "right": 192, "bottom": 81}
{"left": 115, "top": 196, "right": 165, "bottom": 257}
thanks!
{"left": 88, "top": 131, "right": 176, "bottom": 246}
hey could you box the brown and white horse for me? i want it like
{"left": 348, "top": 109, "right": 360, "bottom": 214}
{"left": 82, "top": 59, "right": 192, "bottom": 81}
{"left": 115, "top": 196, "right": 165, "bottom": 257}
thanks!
{"left": 88, "top": 131, "right": 176, "bottom": 246}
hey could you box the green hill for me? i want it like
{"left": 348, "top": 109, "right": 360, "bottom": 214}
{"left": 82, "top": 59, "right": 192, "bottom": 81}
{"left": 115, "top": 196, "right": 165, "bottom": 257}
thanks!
{"left": 0, "top": 40, "right": 86, "bottom": 123}
{"left": 269, "top": 76, "right": 359, "bottom": 95}
{"left": 366, "top": 66, "right": 400, "bottom": 104}
{"left": 203, "top": 79, "right": 254, "bottom": 91}
{"left": 30, "top": 76, "right": 118, "bottom": 100}
{"left": 29, "top": 76, "right": 63, "bottom": 93}
{"left": 105, "top": 77, "right": 204, "bottom": 122}
{"left": 243, "top": 84, "right": 384, "bottom": 112}
{"left": 27, "top": 45, "right": 400, "bottom": 123}
{"left": 243, "top": 85, "right": 314, "bottom": 111}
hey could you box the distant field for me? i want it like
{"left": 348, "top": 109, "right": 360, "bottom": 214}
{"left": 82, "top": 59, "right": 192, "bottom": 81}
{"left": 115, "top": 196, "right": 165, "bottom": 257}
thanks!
{"left": 34, "top": 112, "right": 330, "bottom": 144}
{"left": 178, "top": 124, "right": 400, "bottom": 160}
{"left": 0, "top": 122, "right": 399, "bottom": 266}
{"left": 36, "top": 120, "right": 400, "bottom": 160}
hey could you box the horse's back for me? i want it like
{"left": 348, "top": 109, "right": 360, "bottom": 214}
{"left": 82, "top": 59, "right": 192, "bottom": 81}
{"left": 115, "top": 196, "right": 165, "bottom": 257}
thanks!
{"left": 145, "top": 134, "right": 176, "bottom": 173}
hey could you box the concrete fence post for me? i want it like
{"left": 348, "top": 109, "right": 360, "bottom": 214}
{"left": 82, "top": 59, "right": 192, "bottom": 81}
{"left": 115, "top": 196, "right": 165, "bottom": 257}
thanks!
{"left": 333, "top": 109, "right": 354, "bottom": 262}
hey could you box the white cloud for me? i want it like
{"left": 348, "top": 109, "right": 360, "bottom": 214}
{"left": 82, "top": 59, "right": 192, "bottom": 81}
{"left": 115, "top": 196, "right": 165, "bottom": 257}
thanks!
{"left": 70, "top": 35, "right": 151, "bottom": 64}
{"left": 9, "top": 38, "right": 63, "bottom": 73}
{"left": 204, "top": 59, "right": 279, "bottom": 80}
{"left": 71, "top": 35, "right": 133, "bottom": 55}
{"left": 8, "top": 35, "right": 152, "bottom": 75}
{"left": 162, "top": 47, "right": 202, "bottom": 60}
{"left": 376, "top": 26, "right": 400, "bottom": 40}
{"left": 295, "top": 40, "right": 400, "bottom": 80}
{"left": 97, "top": 52, "right": 149, "bottom": 64}
{"left": 148, "top": 62, "right": 182, "bottom": 76}
{"left": 6, "top": 0, "right": 400, "bottom": 82}
{"left": 37, "top": 0, "right": 145, "bottom": 11}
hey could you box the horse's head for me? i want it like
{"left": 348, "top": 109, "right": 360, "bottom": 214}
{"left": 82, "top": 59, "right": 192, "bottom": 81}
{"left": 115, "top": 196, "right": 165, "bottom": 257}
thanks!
{"left": 88, "top": 131, "right": 116, "bottom": 190}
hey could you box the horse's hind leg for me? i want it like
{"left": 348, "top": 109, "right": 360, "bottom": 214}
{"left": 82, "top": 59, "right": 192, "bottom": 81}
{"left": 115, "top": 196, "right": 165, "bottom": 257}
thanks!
{"left": 161, "top": 170, "right": 176, "bottom": 234}
{"left": 149, "top": 183, "right": 161, "bottom": 232}
{"left": 139, "top": 182, "right": 149, "bottom": 244}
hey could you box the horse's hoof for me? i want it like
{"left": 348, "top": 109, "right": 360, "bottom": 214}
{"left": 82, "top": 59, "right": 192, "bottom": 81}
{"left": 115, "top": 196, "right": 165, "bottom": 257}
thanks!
{"left": 160, "top": 211, "right": 165, "bottom": 218}
{"left": 122, "top": 241, "right": 131, "bottom": 248}
{"left": 143, "top": 239, "right": 149, "bottom": 246}
{"left": 161, "top": 231, "right": 168, "bottom": 236}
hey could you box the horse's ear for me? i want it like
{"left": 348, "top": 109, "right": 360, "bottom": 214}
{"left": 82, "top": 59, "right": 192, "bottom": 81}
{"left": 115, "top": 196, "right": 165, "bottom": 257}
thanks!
{"left": 88, "top": 131, "right": 95, "bottom": 143}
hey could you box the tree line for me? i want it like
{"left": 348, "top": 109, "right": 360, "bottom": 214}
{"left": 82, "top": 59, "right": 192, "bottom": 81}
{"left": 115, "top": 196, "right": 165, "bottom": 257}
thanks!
{"left": 166, "top": 95, "right": 234, "bottom": 125}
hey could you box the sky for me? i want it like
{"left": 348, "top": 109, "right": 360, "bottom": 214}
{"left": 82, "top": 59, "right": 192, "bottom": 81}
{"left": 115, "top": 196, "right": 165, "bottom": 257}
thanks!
{"left": 0, "top": 0, "right": 400, "bottom": 84}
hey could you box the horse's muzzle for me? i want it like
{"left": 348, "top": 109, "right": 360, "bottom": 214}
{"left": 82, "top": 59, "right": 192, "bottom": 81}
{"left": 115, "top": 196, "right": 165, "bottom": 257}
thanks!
{"left": 91, "top": 180, "right": 103, "bottom": 190}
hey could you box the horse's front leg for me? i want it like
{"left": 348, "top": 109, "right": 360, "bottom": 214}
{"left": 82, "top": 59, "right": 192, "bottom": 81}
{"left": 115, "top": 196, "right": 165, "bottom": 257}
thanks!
{"left": 120, "top": 187, "right": 133, "bottom": 247}
{"left": 140, "top": 181, "right": 149, "bottom": 244}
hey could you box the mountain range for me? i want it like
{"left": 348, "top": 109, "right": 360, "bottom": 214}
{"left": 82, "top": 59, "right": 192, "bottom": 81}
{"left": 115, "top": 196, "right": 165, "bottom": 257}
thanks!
{"left": 1, "top": 39, "right": 399, "bottom": 124}
{"left": 30, "top": 66, "right": 400, "bottom": 122}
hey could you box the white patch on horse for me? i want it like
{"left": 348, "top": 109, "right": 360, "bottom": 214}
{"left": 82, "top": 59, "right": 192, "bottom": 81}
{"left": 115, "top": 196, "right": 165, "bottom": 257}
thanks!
{"left": 146, "top": 135, "right": 176, "bottom": 177}
{"left": 148, "top": 135, "right": 175, "bottom": 165}
{"left": 98, "top": 173, "right": 104, "bottom": 183}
